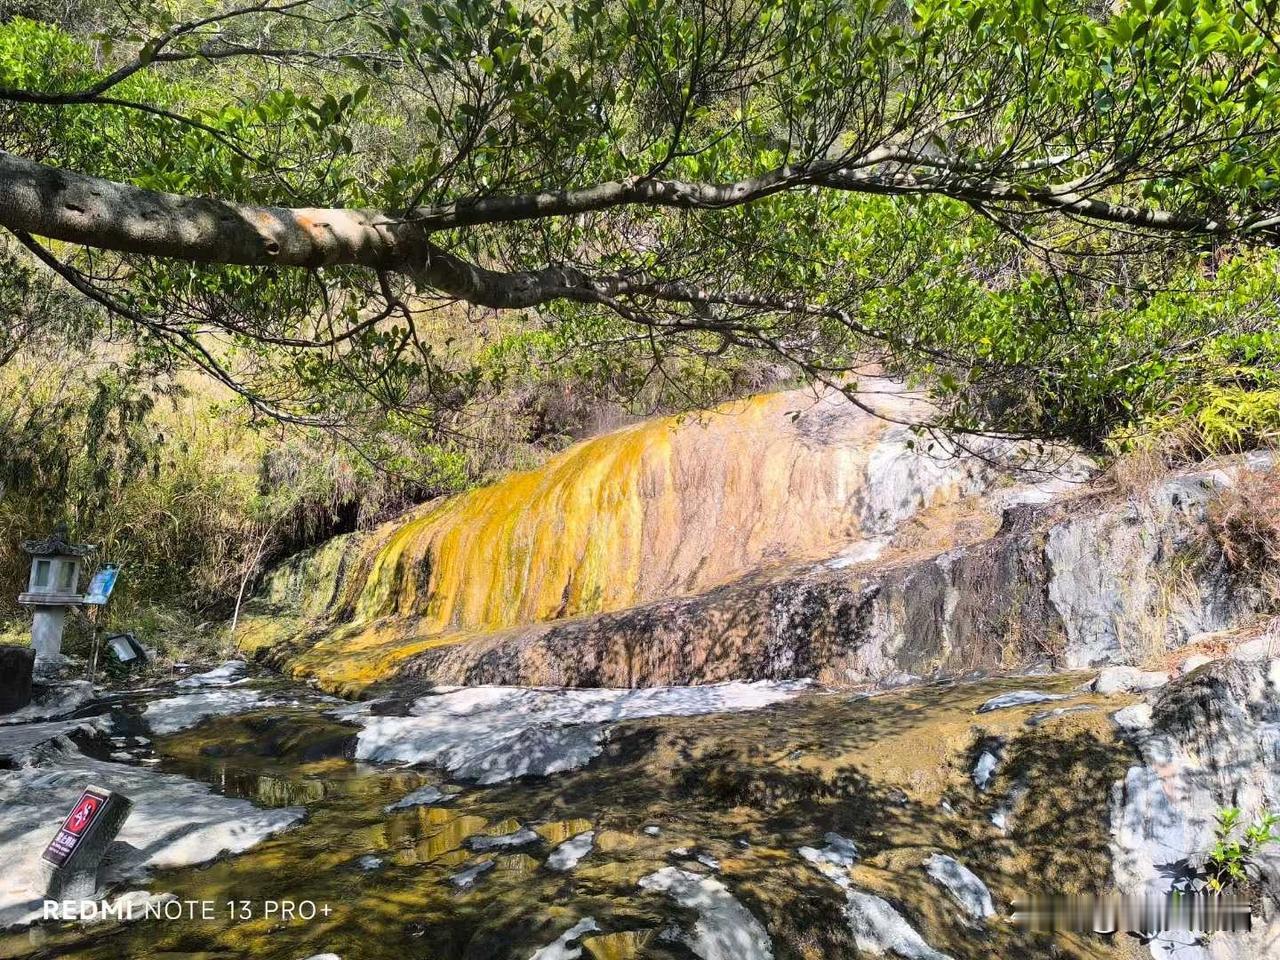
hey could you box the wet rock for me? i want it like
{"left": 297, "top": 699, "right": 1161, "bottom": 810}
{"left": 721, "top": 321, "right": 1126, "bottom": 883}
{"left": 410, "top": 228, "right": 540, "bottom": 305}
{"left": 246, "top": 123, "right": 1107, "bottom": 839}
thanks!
{"left": 0, "top": 680, "right": 93, "bottom": 726}
{"left": 355, "top": 681, "right": 809, "bottom": 785}
{"left": 449, "top": 859, "right": 495, "bottom": 889}
{"left": 843, "top": 891, "right": 954, "bottom": 960}
{"left": 798, "top": 833, "right": 859, "bottom": 869}
{"left": 922, "top": 854, "right": 996, "bottom": 921}
{"left": 695, "top": 853, "right": 721, "bottom": 872}
{"left": 356, "top": 856, "right": 383, "bottom": 871}
{"left": 639, "top": 867, "right": 774, "bottom": 960}
{"left": 383, "top": 783, "right": 451, "bottom": 812}
{"left": 971, "top": 749, "right": 999, "bottom": 791}
{"left": 990, "top": 783, "right": 1027, "bottom": 833}
{"left": 467, "top": 826, "right": 538, "bottom": 852}
{"left": 176, "top": 660, "right": 248, "bottom": 688}
{"left": 976, "top": 690, "right": 1067, "bottom": 713}
{"left": 529, "top": 917, "right": 599, "bottom": 960}
{"left": 1091, "top": 667, "right": 1169, "bottom": 695}
{"left": 32, "top": 652, "right": 73, "bottom": 683}
{"left": 143, "top": 689, "right": 282, "bottom": 735}
{"left": 546, "top": 830, "right": 594, "bottom": 871}
{"left": 643, "top": 825, "right": 662, "bottom": 836}
{"left": 0, "top": 734, "right": 302, "bottom": 928}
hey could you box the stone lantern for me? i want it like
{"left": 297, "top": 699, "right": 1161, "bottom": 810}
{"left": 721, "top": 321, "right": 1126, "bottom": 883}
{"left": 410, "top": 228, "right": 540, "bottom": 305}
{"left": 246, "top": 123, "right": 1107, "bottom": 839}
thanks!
{"left": 18, "top": 523, "right": 95, "bottom": 659}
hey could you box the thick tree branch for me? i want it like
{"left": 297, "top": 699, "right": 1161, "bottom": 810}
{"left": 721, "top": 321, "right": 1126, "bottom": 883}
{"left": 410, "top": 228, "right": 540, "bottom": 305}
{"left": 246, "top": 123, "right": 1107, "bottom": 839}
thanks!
{"left": 1, "top": 151, "right": 1265, "bottom": 282}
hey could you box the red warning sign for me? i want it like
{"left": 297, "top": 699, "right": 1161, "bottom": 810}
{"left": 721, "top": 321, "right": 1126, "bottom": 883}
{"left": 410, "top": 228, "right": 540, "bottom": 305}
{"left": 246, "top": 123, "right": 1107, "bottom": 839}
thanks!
{"left": 41, "top": 787, "right": 110, "bottom": 867}
{"left": 64, "top": 793, "right": 101, "bottom": 835}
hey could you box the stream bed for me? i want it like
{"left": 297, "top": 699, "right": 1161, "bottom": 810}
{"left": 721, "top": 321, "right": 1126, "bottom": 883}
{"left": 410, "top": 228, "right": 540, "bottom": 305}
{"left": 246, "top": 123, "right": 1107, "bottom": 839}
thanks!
{"left": 0, "top": 664, "right": 1154, "bottom": 960}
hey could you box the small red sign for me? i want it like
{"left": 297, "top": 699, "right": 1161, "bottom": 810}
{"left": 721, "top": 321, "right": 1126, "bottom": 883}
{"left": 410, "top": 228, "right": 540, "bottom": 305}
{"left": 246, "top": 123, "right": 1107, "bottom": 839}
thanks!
{"left": 64, "top": 794, "right": 101, "bottom": 836}
{"left": 41, "top": 787, "right": 110, "bottom": 867}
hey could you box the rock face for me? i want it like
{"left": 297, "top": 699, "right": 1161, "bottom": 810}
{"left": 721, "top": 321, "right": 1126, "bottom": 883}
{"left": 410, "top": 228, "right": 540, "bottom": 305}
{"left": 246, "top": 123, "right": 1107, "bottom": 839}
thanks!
{"left": 245, "top": 373, "right": 1275, "bottom": 694}
{"left": 389, "top": 455, "right": 1273, "bottom": 689}
{"left": 1112, "top": 655, "right": 1280, "bottom": 959}
{"left": 242, "top": 381, "right": 1071, "bottom": 692}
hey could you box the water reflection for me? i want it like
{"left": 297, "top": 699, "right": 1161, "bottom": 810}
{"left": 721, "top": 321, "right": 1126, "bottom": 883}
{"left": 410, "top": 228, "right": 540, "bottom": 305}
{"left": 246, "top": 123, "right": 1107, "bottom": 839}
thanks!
{"left": 1, "top": 675, "right": 1137, "bottom": 960}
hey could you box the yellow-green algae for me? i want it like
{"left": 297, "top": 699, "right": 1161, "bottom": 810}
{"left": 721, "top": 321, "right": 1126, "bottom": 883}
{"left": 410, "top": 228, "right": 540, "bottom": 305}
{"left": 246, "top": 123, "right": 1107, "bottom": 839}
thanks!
{"left": 1, "top": 674, "right": 1147, "bottom": 960}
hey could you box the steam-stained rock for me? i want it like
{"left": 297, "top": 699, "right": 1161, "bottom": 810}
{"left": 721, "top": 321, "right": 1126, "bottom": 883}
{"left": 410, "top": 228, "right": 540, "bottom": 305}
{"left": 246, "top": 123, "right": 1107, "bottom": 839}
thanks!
{"left": 244, "top": 381, "right": 1090, "bottom": 692}
{"left": 384, "top": 456, "right": 1273, "bottom": 690}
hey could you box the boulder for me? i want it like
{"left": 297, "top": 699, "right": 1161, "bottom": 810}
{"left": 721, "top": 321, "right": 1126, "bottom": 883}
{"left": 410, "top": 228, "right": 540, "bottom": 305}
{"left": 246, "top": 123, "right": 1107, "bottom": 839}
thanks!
{"left": 1090, "top": 666, "right": 1168, "bottom": 695}
{"left": 0, "top": 645, "right": 34, "bottom": 714}
{"left": 1111, "top": 656, "right": 1280, "bottom": 958}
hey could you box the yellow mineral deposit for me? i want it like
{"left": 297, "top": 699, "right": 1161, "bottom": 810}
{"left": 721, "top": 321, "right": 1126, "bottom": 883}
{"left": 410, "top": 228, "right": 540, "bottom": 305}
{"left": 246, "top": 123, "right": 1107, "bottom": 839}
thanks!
{"left": 251, "top": 382, "right": 986, "bottom": 690}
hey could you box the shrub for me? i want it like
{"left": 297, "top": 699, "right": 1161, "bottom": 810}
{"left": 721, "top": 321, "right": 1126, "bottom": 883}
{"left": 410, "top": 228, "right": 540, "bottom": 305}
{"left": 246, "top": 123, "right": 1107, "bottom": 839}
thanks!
{"left": 1204, "top": 808, "right": 1280, "bottom": 893}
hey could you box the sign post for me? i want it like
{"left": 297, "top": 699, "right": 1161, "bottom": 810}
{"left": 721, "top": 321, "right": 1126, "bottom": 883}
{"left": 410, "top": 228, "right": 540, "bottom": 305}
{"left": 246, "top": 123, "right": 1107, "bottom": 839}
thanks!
{"left": 83, "top": 566, "right": 120, "bottom": 684}
{"left": 40, "top": 784, "right": 132, "bottom": 900}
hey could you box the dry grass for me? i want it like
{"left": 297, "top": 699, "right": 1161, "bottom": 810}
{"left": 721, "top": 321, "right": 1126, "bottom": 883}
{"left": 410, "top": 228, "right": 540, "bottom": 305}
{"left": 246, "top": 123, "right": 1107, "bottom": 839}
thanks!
{"left": 1104, "top": 443, "right": 1179, "bottom": 499}
{"left": 1207, "top": 469, "right": 1280, "bottom": 604}
{"left": 1144, "top": 617, "right": 1278, "bottom": 674}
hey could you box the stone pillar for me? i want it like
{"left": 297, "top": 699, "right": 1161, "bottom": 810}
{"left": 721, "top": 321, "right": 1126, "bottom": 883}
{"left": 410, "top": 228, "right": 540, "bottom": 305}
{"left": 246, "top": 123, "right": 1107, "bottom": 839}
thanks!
{"left": 31, "top": 607, "right": 67, "bottom": 659}
{"left": 0, "top": 644, "right": 34, "bottom": 713}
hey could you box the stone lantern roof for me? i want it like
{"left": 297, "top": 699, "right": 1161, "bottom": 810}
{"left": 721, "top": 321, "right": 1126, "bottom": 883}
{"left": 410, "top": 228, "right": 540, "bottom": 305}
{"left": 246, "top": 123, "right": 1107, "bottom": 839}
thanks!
{"left": 20, "top": 522, "right": 96, "bottom": 558}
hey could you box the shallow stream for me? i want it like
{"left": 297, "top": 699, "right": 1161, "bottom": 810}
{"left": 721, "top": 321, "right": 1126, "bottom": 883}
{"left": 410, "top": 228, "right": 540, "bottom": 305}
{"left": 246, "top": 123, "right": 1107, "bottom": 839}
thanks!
{"left": 0, "top": 669, "right": 1144, "bottom": 960}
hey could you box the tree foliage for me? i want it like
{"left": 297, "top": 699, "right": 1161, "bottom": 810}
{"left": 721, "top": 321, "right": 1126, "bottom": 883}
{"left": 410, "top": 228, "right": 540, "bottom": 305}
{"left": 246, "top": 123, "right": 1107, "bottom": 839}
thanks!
{"left": 0, "top": 0, "right": 1279, "bottom": 454}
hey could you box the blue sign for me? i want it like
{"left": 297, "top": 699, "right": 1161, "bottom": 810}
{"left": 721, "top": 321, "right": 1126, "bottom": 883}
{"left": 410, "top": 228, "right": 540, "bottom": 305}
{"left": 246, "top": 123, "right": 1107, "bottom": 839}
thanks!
{"left": 83, "top": 566, "right": 119, "bottom": 606}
